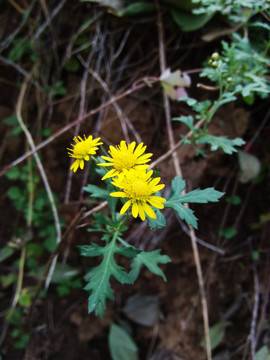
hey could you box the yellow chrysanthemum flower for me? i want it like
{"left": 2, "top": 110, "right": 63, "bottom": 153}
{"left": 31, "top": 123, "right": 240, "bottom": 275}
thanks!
{"left": 98, "top": 141, "right": 152, "bottom": 180}
{"left": 67, "top": 135, "right": 103, "bottom": 172}
{"left": 110, "top": 168, "right": 166, "bottom": 221}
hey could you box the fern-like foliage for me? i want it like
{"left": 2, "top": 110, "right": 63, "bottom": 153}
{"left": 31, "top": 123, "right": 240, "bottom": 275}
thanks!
{"left": 79, "top": 225, "right": 170, "bottom": 317}
{"left": 165, "top": 176, "right": 224, "bottom": 229}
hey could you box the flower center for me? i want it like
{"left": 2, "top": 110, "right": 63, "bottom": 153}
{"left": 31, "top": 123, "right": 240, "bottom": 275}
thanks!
{"left": 113, "top": 152, "right": 137, "bottom": 171}
{"left": 73, "top": 141, "right": 88, "bottom": 158}
{"left": 131, "top": 180, "right": 150, "bottom": 198}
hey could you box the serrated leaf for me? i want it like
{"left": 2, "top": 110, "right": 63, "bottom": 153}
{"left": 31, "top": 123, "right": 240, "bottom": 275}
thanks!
{"left": 197, "top": 135, "right": 245, "bottom": 154}
{"left": 147, "top": 209, "right": 166, "bottom": 229}
{"left": 166, "top": 200, "right": 198, "bottom": 228}
{"left": 79, "top": 241, "right": 131, "bottom": 317}
{"left": 168, "top": 176, "right": 186, "bottom": 196}
{"left": 109, "top": 323, "right": 138, "bottom": 360}
{"left": 164, "top": 176, "right": 224, "bottom": 228}
{"left": 84, "top": 183, "right": 117, "bottom": 214}
{"left": 179, "top": 187, "right": 224, "bottom": 204}
{"left": 129, "top": 249, "right": 171, "bottom": 283}
{"left": 173, "top": 115, "right": 194, "bottom": 130}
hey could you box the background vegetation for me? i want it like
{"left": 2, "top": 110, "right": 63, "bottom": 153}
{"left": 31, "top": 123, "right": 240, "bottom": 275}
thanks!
{"left": 0, "top": 1, "right": 269, "bottom": 359}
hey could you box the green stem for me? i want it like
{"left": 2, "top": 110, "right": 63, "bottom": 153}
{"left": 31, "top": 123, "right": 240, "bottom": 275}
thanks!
{"left": 12, "top": 243, "right": 26, "bottom": 308}
{"left": 26, "top": 156, "right": 34, "bottom": 227}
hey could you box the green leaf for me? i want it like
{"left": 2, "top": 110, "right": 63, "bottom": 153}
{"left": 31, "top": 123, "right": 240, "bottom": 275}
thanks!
{"left": 14, "top": 333, "right": 30, "bottom": 349}
{"left": 7, "top": 186, "right": 22, "bottom": 200}
{"left": 0, "top": 273, "right": 17, "bottom": 288}
{"left": 173, "top": 115, "right": 194, "bottom": 130}
{"left": 6, "top": 308, "right": 23, "bottom": 325}
{"left": 170, "top": 9, "right": 214, "bottom": 32}
{"left": 44, "top": 235, "right": 57, "bottom": 252}
{"left": 84, "top": 183, "right": 117, "bottom": 215}
{"left": 179, "top": 187, "right": 225, "bottom": 204}
{"left": 164, "top": 176, "right": 224, "bottom": 228}
{"left": 200, "top": 321, "right": 228, "bottom": 350}
{"left": 109, "top": 323, "right": 138, "bottom": 360}
{"left": 18, "top": 293, "right": 31, "bottom": 307}
{"left": 3, "top": 114, "right": 18, "bottom": 126}
{"left": 8, "top": 38, "right": 32, "bottom": 62}
{"left": 147, "top": 209, "right": 166, "bottom": 229}
{"left": 219, "top": 227, "right": 237, "bottom": 239}
{"left": 26, "top": 243, "right": 44, "bottom": 258}
{"left": 5, "top": 167, "right": 21, "bottom": 180}
{"left": 116, "top": 2, "right": 155, "bottom": 16}
{"left": 226, "top": 195, "right": 241, "bottom": 205}
{"left": 168, "top": 175, "right": 186, "bottom": 196}
{"left": 197, "top": 135, "right": 245, "bottom": 154}
{"left": 79, "top": 241, "right": 132, "bottom": 317}
{"left": 255, "top": 345, "right": 270, "bottom": 360}
{"left": 129, "top": 249, "right": 171, "bottom": 283}
{"left": 0, "top": 246, "right": 15, "bottom": 263}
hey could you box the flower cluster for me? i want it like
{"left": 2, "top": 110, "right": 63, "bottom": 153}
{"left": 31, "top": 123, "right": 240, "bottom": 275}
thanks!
{"left": 68, "top": 135, "right": 166, "bottom": 221}
{"left": 99, "top": 140, "right": 166, "bottom": 221}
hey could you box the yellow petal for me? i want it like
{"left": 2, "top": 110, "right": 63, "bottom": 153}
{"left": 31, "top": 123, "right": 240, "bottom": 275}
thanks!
{"left": 131, "top": 202, "right": 139, "bottom": 218}
{"left": 70, "top": 159, "right": 79, "bottom": 172}
{"left": 143, "top": 203, "right": 156, "bottom": 219}
{"left": 148, "top": 197, "right": 165, "bottom": 209}
{"left": 110, "top": 191, "right": 127, "bottom": 197}
{"left": 134, "top": 142, "right": 145, "bottom": 157}
{"left": 120, "top": 200, "right": 131, "bottom": 214}
{"left": 138, "top": 203, "right": 146, "bottom": 221}
{"left": 102, "top": 169, "right": 118, "bottom": 180}
{"left": 128, "top": 142, "right": 136, "bottom": 152}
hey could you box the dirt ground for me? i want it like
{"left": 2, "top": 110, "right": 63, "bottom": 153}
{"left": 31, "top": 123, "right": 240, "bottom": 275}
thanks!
{"left": 0, "top": 2, "right": 269, "bottom": 360}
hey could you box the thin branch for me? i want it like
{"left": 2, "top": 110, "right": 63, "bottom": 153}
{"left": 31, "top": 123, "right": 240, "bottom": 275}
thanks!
{"left": 15, "top": 71, "right": 61, "bottom": 290}
{"left": 28, "top": 210, "right": 83, "bottom": 321}
{"left": 149, "top": 117, "right": 205, "bottom": 170}
{"left": 249, "top": 238, "right": 260, "bottom": 360}
{"left": 78, "top": 55, "right": 142, "bottom": 144}
{"left": 33, "top": 0, "right": 67, "bottom": 40}
{"left": 0, "top": 80, "right": 151, "bottom": 178}
{"left": 0, "top": 0, "right": 37, "bottom": 53}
